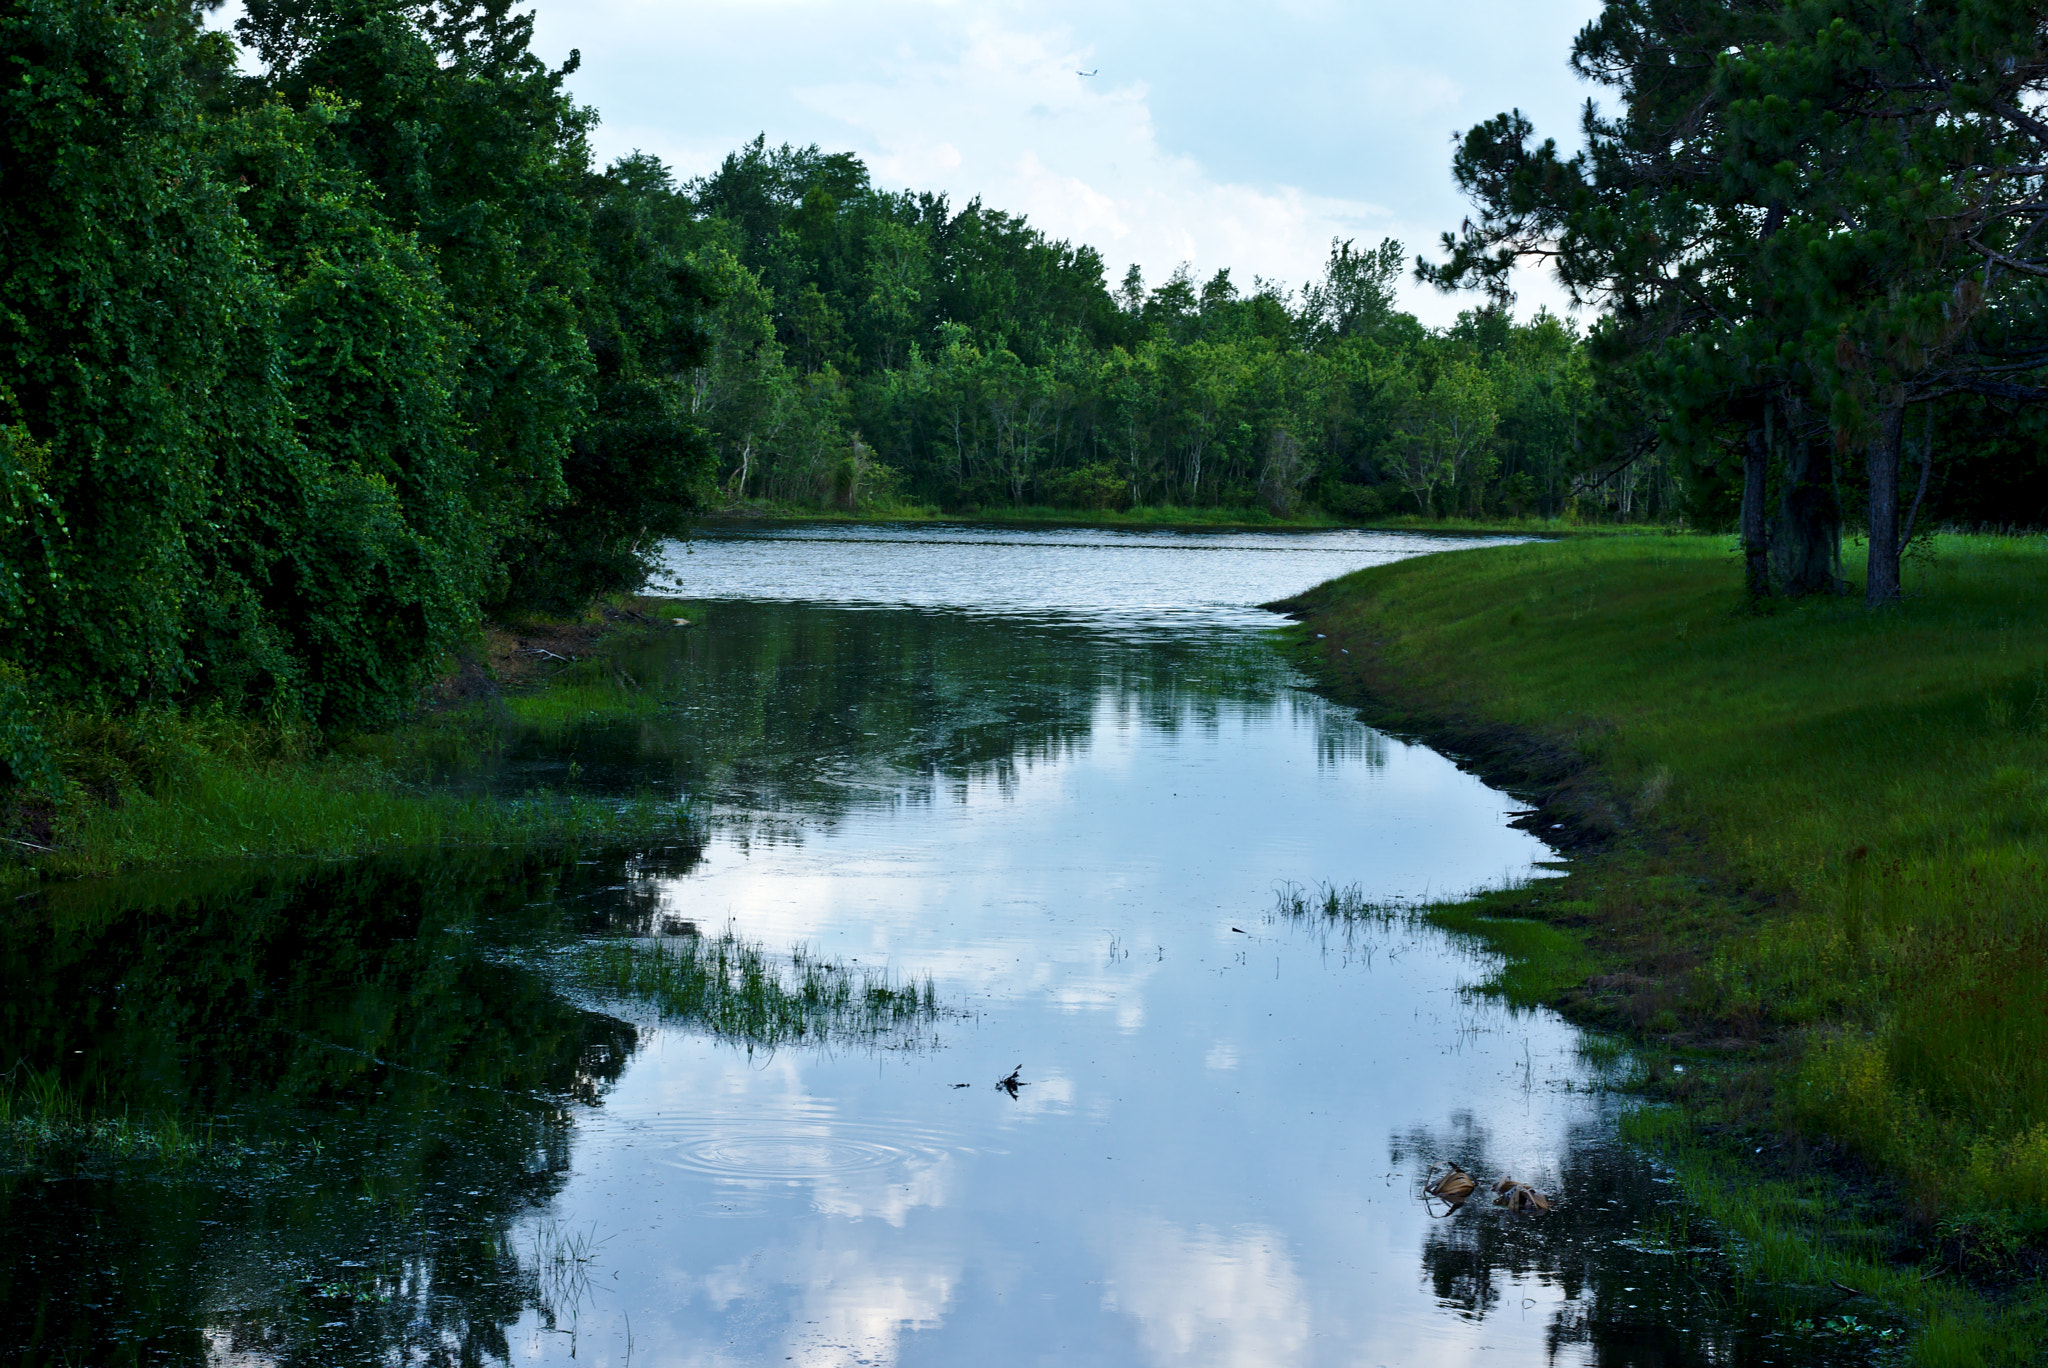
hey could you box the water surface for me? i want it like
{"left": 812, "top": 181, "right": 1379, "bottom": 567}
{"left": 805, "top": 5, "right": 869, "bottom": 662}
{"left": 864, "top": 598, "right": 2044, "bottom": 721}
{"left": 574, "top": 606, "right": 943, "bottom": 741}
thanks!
{"left": 0, "top": 525, "right": 1863, "bottom": 1366}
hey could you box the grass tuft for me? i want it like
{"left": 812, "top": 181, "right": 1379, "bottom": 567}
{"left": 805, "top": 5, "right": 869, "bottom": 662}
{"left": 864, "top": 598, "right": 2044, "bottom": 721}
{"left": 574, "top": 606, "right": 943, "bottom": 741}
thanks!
{"left": 4, "top": 674, "right": 693, "bottom": 882}
{"left": 1, "top": 1066, "right": 208, "bottom": 1173}
{"left": 573, "top": 927, "right": 953, "bottom": 1050}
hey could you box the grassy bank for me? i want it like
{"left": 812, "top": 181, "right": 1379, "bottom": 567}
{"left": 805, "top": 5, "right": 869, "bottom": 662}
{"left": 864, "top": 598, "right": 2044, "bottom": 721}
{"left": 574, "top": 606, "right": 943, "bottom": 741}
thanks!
{"left": 4, "top": 598, "right": 691, "bottom": 883}
{"left": 1276, "top": 531, "right": 2048, "bottom": 1363}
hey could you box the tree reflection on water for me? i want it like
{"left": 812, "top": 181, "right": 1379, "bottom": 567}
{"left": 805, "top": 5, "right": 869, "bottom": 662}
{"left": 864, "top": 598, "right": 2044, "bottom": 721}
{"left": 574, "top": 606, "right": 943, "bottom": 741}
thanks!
{"left": 0, "top": 846, "right": 678, "bottom": 1365}
{"left": 1398, "top": 1114, "right": 1882, "bottom": 1367}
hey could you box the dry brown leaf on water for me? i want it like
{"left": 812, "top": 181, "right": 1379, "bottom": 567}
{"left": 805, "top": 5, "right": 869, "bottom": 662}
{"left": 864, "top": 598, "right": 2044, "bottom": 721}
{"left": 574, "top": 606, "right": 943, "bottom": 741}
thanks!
{"left": 1492, "top": 1180, "right": 1553, "bottom": 1213}
{"left": 1424, "top": 1161, "right": 1478, "bottom": 1205}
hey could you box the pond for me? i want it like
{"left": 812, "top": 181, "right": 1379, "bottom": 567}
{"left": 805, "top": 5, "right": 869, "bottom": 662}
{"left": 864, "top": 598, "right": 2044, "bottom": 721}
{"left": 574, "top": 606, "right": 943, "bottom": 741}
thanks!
{"left": 1, "top": 525, "right": 1859, "bottom": 1366}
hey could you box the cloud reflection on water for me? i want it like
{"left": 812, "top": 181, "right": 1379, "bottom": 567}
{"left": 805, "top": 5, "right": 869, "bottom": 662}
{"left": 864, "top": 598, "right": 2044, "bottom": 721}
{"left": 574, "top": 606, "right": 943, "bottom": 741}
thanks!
{"left": 1102, "top": 1217, "right": 1311, "bottom": 1368}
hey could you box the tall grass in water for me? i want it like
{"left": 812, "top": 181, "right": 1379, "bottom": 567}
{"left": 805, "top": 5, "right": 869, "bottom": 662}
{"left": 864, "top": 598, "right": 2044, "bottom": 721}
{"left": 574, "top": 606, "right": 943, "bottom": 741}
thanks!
{"left": 1273, "top": 880, "right": 1398, "bottom": 923}
{"left": 0, "top": 1068, "right": 204, "bottom": 1172}
{"left": 11, "top": 706, "right": 691, "bottom": 879}
{"left": 576, "top": 929, "right": 948, "bottom": 1050}
{"left": 1274, "top": 880, "right": 1593, "bottom": 1001}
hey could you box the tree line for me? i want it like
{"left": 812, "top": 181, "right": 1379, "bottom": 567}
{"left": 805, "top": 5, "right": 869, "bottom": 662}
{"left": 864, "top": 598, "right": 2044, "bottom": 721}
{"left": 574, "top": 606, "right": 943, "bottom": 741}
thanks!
{"left": 1425, "top": 0, "right": 2048, "bottom": 604}
{"left": 0, "top": 0, "right": 1645, "bottom": 783}
{"left": 8, "top": 0, "right": 2047, "bottom": 779}
{"left": 673, "top": 138, "right": 1653, "bottom": 523}
{"left": 2, "top": 0, "right": 718, "bottom": 777}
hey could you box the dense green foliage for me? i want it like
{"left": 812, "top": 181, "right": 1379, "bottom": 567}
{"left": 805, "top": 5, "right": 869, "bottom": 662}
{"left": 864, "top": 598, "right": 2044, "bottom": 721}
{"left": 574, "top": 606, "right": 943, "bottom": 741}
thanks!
{"left": 0, "top": 0, "right": 1622, "bottom": 790}
{"left": 0, "top": 0, "right": 716, "bottom": 781}
{"left": 675, "top": 138, "right": 1638, "bottom": 523}
{"left": 13, "top": 0, "right": 2048, "bottom": 792}
{"left": 1426, "top": 0, "right": 2048, "bottom": 603}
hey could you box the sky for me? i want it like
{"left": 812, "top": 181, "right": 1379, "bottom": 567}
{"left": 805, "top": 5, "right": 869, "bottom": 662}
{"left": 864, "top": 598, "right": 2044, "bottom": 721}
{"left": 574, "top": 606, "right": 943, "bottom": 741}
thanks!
{"left": 223, "top": 1, "right": 1611, "bottom": 326}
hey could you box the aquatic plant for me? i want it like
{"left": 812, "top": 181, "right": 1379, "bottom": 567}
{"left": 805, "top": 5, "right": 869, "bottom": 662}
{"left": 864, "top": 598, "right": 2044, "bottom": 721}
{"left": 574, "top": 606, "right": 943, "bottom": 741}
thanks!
{"left": 1272, "top": 879, "right": 1401, "bottom": 924}
{"left": 1, "top": 1066, "right": 209, "bottom": 1173}
{"left": 526, "top": 1219, "right": 611, "bottom": 1329}
{"left": 573, "top": 928, "right": 951, "bottom": 1050}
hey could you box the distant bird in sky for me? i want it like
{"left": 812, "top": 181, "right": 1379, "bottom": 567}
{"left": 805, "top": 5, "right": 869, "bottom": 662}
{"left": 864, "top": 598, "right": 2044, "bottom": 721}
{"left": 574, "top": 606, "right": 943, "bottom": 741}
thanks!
{"left": 1077, "top": 68, "right": 1098, "bottom": 76}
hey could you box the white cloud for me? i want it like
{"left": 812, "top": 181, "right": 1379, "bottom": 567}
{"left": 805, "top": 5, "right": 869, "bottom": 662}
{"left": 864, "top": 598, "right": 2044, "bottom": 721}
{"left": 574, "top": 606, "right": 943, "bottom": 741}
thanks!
{"left": 811, "top": 1148, "right": 954, "bottom": 1226}
{"left": 210, "top": 0, "right": 1600, "bottom": 323}
{"left": 535, "top": 0, "right": 1599, "bottom": 325}
{"left": 792, "top": 18, "right": 1395, "bottom": 300}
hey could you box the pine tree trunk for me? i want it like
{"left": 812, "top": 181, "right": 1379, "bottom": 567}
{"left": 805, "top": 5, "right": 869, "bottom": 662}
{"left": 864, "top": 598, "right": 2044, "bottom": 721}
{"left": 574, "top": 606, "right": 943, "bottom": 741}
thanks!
{"left": 1865, "top": 398, "right": 1906, "bottom": 605}
{"left": 1741, "top": 420, "right": 1770, "bottom": 601}
{"left": 1772, "top": 410, "right": 1842, "bottom": 596}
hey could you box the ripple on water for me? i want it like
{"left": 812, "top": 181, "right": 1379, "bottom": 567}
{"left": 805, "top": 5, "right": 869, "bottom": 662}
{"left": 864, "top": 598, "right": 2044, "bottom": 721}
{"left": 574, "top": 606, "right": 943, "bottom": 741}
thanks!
{"left": 639, "top": 1116, "right": 960, "bottom": 1183}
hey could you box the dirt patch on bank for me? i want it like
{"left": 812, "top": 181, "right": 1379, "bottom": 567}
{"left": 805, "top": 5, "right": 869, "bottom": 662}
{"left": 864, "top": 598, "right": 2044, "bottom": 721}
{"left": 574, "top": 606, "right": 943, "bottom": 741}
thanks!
{"left": 424, "top": 597, "right": 691, "bottom": 707}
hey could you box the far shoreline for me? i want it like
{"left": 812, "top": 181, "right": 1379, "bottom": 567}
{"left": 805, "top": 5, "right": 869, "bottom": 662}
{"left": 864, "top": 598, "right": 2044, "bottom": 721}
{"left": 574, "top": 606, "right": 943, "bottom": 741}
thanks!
{"left": 691, "top": 503, "right": 1643, "bottom": 539}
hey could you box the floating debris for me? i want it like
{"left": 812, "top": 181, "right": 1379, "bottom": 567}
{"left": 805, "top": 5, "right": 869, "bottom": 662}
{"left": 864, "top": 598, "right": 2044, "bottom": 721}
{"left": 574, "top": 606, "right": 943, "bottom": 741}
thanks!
{"left": 1424, "top": 1160, "right": 1478, "bottom": 1207}
{"left": 1421, "top": 1161, "right": 1554, "bottom": 1216}
{"left": 1492, "top": 1177, "right": 1553, "bottom": 1213}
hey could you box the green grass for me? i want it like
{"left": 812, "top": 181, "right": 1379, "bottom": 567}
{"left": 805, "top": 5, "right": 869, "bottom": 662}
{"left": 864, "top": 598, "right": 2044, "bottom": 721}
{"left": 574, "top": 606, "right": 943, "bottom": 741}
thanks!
{"left": 7, "top": 700, "right": 690, "bottom": 883}
{"left": 1426, "top": 902, "right": 1598, "bottom": 1003}
{"left": 1619, "top": 1104, "right": 2045, "bottom": 1365}
{"left": 1284, "top": 529, "right": 2048, "bottom": 1362}
{"left": 574, "top": 928, "right": 951, "bottom": 1050}
{"left": 0, "top": 1066, "right": 214, "bottom": 1174}
{"left": 494, "top": 669, "right": 673, "bottom": 734}
{"left": 1275, "top": 878, "right": 1596, "bottom": 1001}
{"left": 47, "top": 766, "right": 684, "bottom": 876}
{"left": 1347, "top": 511, "right": 1681, "bottom": 537}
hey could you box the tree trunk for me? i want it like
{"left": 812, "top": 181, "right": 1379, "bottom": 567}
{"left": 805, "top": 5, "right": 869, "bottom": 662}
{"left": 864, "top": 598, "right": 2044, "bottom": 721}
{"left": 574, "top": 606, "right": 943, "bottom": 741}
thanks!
{"left": 1772, "top": 404, "right": 1842, "bottom": 596}
{"left": 1865, "top": 397, "right": 1906, "bottom": 605}
{"left": 1741, "top": 417, "right": 1770, "bottom": 601}
{"left": 1899, "top": 405, "right": 1935, "bottom": 549}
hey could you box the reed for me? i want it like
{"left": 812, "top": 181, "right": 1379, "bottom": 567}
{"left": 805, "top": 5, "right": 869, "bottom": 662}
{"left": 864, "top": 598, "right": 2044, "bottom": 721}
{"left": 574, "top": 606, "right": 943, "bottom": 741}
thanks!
{"left": 574, "top": 928, "right": 949, "bottom": 1050}
{"left": 0, "top": 1068, "right": 205, "bottom": 1172}
{"left": 6, "top": 706, "right": 691, "bottom": 881}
